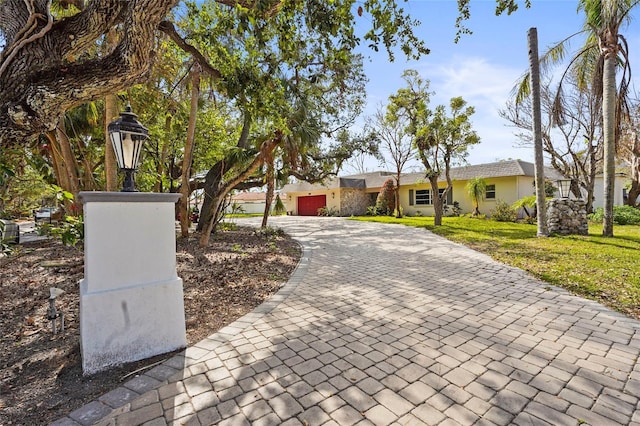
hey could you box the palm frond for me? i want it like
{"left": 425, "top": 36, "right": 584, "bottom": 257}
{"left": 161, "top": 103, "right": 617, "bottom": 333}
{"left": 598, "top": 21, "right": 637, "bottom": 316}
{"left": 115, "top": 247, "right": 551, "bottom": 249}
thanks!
{"left": 513, "top": 72, "right": 531, "bottom": 105}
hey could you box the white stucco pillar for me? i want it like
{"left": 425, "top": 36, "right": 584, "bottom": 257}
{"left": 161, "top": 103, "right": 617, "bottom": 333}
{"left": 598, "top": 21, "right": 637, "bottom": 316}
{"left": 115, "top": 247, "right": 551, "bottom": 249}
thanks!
{"left": 78, "top": 192, "right": 186, "bottom": 375}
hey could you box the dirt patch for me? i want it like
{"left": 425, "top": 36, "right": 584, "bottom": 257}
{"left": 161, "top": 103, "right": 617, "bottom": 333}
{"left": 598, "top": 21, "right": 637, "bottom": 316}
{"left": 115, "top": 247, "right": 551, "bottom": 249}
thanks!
{"left": 0, "top": 225, "right": 301, "bottom": 425}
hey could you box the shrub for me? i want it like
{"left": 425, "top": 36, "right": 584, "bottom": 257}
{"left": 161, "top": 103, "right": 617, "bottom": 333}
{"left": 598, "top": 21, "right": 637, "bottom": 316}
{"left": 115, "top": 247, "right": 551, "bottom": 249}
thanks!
{"left": 38, "top": 215, "right": 84, "bottom": 249}
{"left": 317, "top": 206, "right": 339, "bottom": 216}
{"left": 444, "top": 201, "right": 462, "bottom": 217}
{"left": 589, "top": 206, "right": 640, "bottom": 225}
{"left": 272, "top": 194, "right": 287, "bottom": 216}
{"left": 490, "top": 200, "right": 517, "bottom": 222}
{"left": 366, "top": 205, "right": 378, "bottom": 216}
{"left": 376, "top": 178, "right": 395, "bottom": 216}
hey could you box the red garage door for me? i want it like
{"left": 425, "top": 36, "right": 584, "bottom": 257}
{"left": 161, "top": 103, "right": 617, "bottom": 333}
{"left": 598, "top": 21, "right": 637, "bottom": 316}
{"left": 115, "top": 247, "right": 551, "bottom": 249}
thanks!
{"left": 298, "top": 195, "right": 327, "bottom": 216}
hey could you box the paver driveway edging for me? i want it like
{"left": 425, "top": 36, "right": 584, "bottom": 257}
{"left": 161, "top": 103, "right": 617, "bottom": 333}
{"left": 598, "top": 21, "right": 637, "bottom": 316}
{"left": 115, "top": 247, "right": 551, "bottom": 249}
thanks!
{"left": 53, "top": 217, "right": 640, "bottom": 426}
{"left": 51, "top": 241, "right": 312, "bottom": 426}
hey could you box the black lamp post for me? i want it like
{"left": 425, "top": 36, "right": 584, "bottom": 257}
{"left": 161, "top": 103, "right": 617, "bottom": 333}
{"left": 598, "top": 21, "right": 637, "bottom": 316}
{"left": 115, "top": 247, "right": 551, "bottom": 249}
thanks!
{"left": 108, "top": 105, "right": 149, "bottom": 192}
{"left": 556, "top": 178, "right": 571, "bottom": 199}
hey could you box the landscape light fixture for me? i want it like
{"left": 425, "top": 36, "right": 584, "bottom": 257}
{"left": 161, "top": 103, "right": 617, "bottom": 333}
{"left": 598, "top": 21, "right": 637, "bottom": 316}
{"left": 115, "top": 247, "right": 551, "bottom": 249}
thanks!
{"left": 556, "top": 179, "right": 571, "bottom": 199}
{"left": 108, "top": 105, "right": 149, "bottom": 192}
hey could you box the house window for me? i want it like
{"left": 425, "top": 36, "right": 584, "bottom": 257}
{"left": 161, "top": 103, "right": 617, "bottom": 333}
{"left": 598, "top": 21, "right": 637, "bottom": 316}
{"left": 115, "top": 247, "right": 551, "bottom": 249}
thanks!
{"left": 438, "top": 188, "right": 453, "bottom": 205}
{"left": 486, "top": 184, "right": 496, "bottom": 199}
{"left": 415, "top": 189, "right": 431, "bottom": 205}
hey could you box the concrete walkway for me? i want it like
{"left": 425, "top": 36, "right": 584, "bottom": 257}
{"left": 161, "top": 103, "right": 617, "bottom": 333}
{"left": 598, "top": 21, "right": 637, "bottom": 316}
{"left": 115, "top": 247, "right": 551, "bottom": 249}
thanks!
{"left": 54, "top": 217, "right": 640, "bottom": 426}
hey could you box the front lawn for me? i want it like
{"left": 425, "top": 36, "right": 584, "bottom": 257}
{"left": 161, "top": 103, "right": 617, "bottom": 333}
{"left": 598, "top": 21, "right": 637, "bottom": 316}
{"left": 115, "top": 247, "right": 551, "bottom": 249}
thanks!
{"left": 351, "top": 215, "right": 640, "bottom": 319}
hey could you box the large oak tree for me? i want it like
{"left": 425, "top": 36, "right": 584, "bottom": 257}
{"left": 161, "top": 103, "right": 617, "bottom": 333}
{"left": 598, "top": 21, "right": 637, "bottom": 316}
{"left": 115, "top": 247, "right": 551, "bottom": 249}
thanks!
{"left": 1, "top": 0, "right": 528, "bottom": 147}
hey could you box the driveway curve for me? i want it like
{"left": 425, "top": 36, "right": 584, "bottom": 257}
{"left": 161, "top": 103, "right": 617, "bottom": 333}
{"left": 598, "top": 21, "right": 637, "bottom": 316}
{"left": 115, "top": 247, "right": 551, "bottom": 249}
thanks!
{"left": 55, "top": 217, "right": 640, "bottom": 426}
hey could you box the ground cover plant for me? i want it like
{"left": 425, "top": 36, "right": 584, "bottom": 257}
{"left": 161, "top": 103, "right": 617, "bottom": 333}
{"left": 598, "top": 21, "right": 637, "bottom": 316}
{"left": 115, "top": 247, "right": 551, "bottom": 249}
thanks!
{"left": 0, "top": 226, "right": 300, "bottom": 425}
{"left": 352, "top": 215, "right": 640, "bottom": 319}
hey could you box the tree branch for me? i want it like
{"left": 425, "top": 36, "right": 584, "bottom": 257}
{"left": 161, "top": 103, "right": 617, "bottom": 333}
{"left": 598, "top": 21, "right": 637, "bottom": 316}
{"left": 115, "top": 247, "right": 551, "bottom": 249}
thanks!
{"left": 158, "top": 21, "right": 221, "bottom": 79}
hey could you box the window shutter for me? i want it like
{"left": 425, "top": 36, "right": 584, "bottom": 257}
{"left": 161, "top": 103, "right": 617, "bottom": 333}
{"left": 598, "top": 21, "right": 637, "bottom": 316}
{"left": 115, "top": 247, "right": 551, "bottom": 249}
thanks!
{"left": 447, "top": 189, "right": 453, "bottom": 205}
{"left": 409, "top": 189, "right": 414, "bottom": 206}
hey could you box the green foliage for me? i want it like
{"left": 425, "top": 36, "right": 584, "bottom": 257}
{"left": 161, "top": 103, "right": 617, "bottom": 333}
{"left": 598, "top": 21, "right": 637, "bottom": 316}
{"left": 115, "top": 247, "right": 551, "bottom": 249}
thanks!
{"left": 466, "top": 177, "right": 487, "bottom": 215}
{"left": 231, "top": 202, "right": 246, "bottom": 215}
{"left": 532, "top": 180, "right": 556, "bottom": 198}
{"left": 39, "top": 215, "right": 84, "bottom": 249}
{"left": 512, "top": 195, "right": 537, "bottom": 218}
{"left": 444, "top": 201, "right": 462, "bottom": 217}
{"left": 589, "top": 206, "right": 640, "bottom": 225}
{"left": 317, "top": 206, "right": 339, "bottom": 216}
{"left": 218, "top": 222, "right": 238, "bottom": 231}
{"left": 491, "top": 200, "right": 517, "bottom": 222}
{"left": 375, "top": 178, "right": 395, "bottom": 216}
{"left": 255, "top": 226, "right": 285, "bottom": 238}
{"left": 272, "top": 194, "right": 287, "bottom": 216}
{"left": 366, "top": 205, "right": 378, "bottom": 216}
{"left": 452, "top": 201, "right": 462, "bottom": 216}
{"left": 1, "top": 167, "right": 57, "bottom": 217}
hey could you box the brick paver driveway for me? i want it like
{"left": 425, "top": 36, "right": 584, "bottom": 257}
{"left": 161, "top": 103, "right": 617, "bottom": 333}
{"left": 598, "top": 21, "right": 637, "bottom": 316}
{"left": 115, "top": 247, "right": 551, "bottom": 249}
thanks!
{"left": 57, "top": 217, "right": 640, "bottom": 426}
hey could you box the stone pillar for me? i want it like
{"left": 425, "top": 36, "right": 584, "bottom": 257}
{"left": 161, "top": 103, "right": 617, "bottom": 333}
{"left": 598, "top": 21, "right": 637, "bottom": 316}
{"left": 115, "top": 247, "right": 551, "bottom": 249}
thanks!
{"left": 546, "top": 198, "right": 588, "bottom": 235}
{"left": 78, "top": 192, "right": 186, "bottom": 375}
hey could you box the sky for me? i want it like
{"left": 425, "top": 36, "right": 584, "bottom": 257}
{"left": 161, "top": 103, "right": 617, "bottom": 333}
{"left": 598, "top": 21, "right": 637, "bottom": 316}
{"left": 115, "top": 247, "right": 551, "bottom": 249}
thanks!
{"left": 348, "top": 0, "right": 640, "bottom": 172}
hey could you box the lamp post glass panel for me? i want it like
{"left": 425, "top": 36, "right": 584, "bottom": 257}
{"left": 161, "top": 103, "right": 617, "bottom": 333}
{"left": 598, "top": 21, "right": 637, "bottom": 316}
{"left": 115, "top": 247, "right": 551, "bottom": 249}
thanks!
{"left": 556, "top": 179, "right": 571, "bottom": 199}
{"left": 108, "top": 106, "right": 149, "bottom": 192}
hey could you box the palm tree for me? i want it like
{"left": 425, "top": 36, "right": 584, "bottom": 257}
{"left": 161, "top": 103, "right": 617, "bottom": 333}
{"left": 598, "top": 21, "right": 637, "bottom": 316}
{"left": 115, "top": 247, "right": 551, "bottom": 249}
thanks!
{"left": 516, "top": 0, "right": 636, "bottom": 237}
{"left": 528, "top": 28, "right": 549, "bottom": 237}
{"left": 466, "top": 177, "right": 487, "bottom": 217}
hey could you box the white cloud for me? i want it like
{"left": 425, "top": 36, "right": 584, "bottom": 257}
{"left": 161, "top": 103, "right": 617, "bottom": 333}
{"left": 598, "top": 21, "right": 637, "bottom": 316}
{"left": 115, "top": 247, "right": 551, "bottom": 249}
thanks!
{"left": 422, "top": 56, "right": 534, "bottom": 164}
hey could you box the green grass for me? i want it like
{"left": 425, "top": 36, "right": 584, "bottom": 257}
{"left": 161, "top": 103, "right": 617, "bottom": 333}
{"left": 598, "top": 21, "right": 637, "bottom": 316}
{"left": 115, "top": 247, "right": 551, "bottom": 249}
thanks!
{"left": 351, "top": 215, "right": 640, "bottom": 318}
{"left": 225, "top": 213, "right": 264, "bottom": 218}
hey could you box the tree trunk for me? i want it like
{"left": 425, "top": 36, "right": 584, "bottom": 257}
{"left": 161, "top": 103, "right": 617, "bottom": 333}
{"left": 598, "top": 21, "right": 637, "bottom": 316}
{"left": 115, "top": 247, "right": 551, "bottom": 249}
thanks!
{"left": 198, "top": 138, "right": 280, "bottom": 247}
{"left": 104, "top": 30, "right": 119, "bottom": 192}
{"left": 394, "top": 175, "right": 402, "bottom": 218}
{"left": 0, "top": 0, "right": 179, "bottom": 144}
{"left": 77, "top": 136, "right": 98, "bottom": 191}
{"left": 104, "top": 95, "right": 119, "bottom": 191}
{"left": 261, "top": 149, "right": 275, "bottom": 228}
{"left": 179, "top": 63, "right": 200, "bottom": 237}
{"left": 430, "top": 176, "right": 442, "bottom": 226}
{"left": 528, "top": 27, "right": 549, "bottom": 237}
{"left": 628, "top": 142, "right": 640, "bottom": 207}
{"left": 602, "top": 46, "right": 616, "bottom": 237}
{"left": 44, "top": 131, "right": 68, "bottom": 194}
{"left": 56, "top": 116, "right": 80, "bottom": 200}
{"left": 195, "top": 161, "right": 225, "bottom": 233}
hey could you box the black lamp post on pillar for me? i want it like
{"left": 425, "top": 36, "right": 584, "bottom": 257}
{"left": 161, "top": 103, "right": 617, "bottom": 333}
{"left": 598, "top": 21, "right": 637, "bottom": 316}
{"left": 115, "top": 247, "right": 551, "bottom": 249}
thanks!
{"left": 108, "top": 105, "right": 149, "bottom": 192}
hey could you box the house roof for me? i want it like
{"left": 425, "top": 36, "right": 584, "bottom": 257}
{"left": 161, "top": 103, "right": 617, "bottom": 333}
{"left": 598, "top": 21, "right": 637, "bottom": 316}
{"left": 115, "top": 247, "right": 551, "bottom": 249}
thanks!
{"left": 283, "top": 160, "right": 565, "bottom": 192}
{"left": 283, "top": 171, "right": 394, "bottom": 192}
{"left": 401, "top": 159, "right": 564, "bottom": 185}
{"left": 230, "top": 192, "right": 269, "bottom": 202}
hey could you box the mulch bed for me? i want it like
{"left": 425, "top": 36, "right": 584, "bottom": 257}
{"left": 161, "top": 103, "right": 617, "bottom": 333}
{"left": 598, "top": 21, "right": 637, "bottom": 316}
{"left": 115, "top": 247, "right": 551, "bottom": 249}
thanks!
{"left": 0, "top": 225, "right": 301, "bottom": 425}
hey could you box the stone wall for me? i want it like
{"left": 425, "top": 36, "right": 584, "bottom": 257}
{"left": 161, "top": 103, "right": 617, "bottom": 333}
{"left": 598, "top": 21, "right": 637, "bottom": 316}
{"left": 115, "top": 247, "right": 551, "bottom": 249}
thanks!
{"left": 340, "top": 189, "right": 371, "bottom": 216}
{"left": 547, "top": 198, "right": 588, "bottom": 235}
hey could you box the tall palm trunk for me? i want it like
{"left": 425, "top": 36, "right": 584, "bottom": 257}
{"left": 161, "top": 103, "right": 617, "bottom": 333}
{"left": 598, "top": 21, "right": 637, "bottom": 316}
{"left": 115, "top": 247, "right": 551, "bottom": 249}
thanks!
{"left": 180, "top": 63, "right": 200, "bottom": 237}
{"left": 528, "top": 27, "right": 548, "bottom": 237}
{"left": 602, "top": 36, "right": 617, "bottom": 237}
